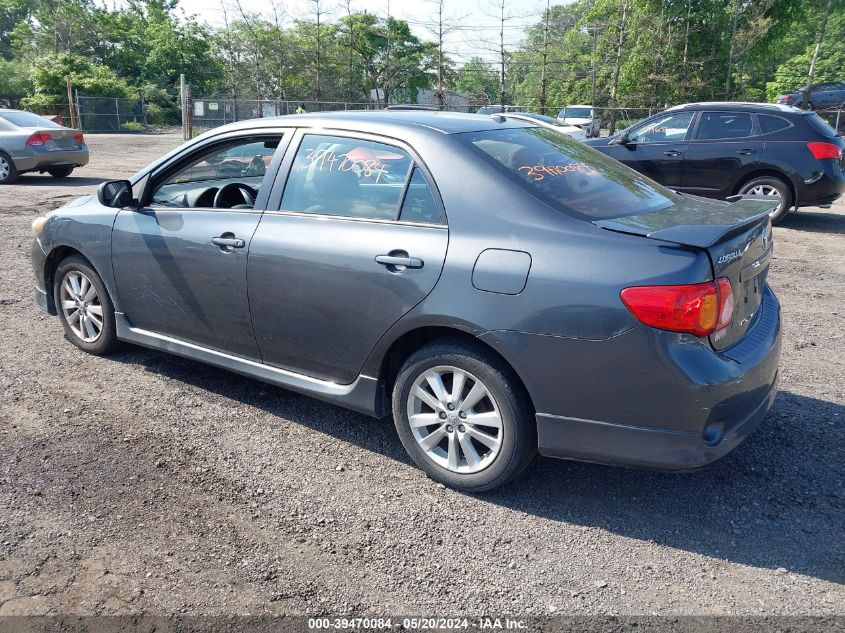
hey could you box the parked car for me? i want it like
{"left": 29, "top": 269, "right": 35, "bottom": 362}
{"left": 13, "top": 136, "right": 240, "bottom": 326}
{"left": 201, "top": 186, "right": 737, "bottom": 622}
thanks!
{"left": 586, "top": 102, "right": 845, "bottom": 223}
{"left": 502, "top": 112, "right": 587, "bottom": 141}
{"left": 557, "top": 105, "right": 600, "bottom": 138}
{"left": 475, "top": 105, "right": 518, "bottom": 115}
{"left": 776, "top": 82, "right": 845, "bottom": 110}
{"left": 0, "top": 109, "right": 88, "bottom": 184}
{"left": 31, "top": 111, "right": 781, "bottom": 491}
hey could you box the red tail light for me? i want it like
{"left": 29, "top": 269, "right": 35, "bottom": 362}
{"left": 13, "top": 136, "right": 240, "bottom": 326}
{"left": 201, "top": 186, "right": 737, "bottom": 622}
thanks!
{"left": 25, "top": 132, "right": 53, "bottom": 146}
{"left": 74, "top": 133, "right": 85, "bottom": 144}
{"left": 781, "top": 95, "right": 793, "bottom": 103}
{"left": 807, "top": 141, "right": 843, "bottom": 160}
{"left": 621, "top": 278, "right": 734, "bottom": 337}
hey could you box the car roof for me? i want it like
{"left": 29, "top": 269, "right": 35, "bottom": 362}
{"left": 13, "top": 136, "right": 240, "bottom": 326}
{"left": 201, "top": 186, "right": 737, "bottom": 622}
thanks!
{"left": 665, "top": 102, "right": 803, "bottom": 114}
{"left": 216, "top": 110, "right": 534, "bottom": 136}
{"left": 560, "top": 105, "right": 593, "bottom": 110}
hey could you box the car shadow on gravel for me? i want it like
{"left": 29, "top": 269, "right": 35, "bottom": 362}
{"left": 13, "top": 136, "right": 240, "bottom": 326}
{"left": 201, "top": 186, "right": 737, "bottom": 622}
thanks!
{"left": 779, "top": 210, "right": 844, "bottom": 234}
{"left": 110, "top": 348, "right": 843, "bottom": 584}
{"left": 14, "top": 175, "right": 106, "bottom": 187}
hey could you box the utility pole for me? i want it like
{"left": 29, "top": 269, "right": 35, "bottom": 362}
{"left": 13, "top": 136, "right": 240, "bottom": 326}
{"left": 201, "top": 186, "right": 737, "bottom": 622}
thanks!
{"left": 539, "top": 0, "right": 550, "bottom": 115}
{"left": 804, "top": 0, "right": 833, "bottom": 109}
{"left": 66, "top": 76, "right": 77, "bottom": 129}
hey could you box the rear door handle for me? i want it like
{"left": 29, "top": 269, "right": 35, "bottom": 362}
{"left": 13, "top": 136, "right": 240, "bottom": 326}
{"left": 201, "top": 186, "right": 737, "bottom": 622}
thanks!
{"left": 375, "top": 254, "right": 424, "bottom": 269}
{"left": 663, "top": 149, "right": 682, "bottom": 157}
{"left": 211, "top": 236, "right": 245, "bottom": 248}
{"left": 736, "top": 149, "right": 755, "bottom": 155}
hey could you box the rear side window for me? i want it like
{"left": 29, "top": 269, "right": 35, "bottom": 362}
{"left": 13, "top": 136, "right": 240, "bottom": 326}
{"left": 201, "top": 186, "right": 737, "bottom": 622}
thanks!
{"left": 280, "top": 134, "right": 413, "bottom": 220}
{"left": 458, "top": 127, "right": 680, "bottom": 220}
{"left": 696, "top": 112, "right": 754, "bottom": 140}
{"left": 757, "top": 114, "right": 792, "bottom": 135}
{"left": 806, "top": 113, "right": 840, "bottom": 138}
{"left": 399, "top": 168, "right": 442, "bottom": 223}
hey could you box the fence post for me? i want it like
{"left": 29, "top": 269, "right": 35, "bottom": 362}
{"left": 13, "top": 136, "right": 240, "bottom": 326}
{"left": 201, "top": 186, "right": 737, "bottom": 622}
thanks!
{"left": 74, "top": 89, "right": 81, "bottom": 132}
{"left": 141, "top": 90, "right": 147, "bottom": 129}
{"left": 836, "top": 108, "right": 842, "bottom": 133}
{"left": 180, "top": 73, "right": 188, "bottom": 141}
{"left": 115, "top": 97, "right": 120, "bottom": 132}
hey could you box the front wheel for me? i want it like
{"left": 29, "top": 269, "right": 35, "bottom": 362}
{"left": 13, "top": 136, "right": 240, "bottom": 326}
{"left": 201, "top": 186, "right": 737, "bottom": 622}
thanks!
{"left": 53, "top": 256, "right": 119, "bottom": 355}
{"left": 737, "top": 176, "right": 793, "bottom": 224}
{"left": 47, "top": 166, "right": 74, "bottom": 178}
{"left": 392, "top": 342, "right": 536, "bottom": 492}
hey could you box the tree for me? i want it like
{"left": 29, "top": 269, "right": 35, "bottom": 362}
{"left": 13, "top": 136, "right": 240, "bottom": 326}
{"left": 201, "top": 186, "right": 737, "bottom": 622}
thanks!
{"left": 454, "top": 57, "right": 498, "bottom": 104}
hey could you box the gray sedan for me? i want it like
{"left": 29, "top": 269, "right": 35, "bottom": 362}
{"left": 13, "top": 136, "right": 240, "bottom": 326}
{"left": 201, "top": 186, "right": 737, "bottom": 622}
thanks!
{"left": 30, "top": 111, "right": 781, "bottom": 491}
{"left": 0, "top": 109, "right": 89, "bottom": 184}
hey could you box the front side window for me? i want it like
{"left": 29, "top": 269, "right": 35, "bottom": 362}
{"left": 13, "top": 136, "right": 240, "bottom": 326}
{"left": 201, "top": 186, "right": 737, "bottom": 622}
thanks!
{"left": 280, "top": 134, "right": 413, "bottom": 220}
{"left": 695, "top": 112, "right": 754, "bottom": 140}
{"left": 628, "top": 111, "right": 694, "bottom": 143}
{"left": 151, "top": 137, "right": 280, "bottom": 208}
{"left": 459, "top": 126, "right": 680, "bottom": 220}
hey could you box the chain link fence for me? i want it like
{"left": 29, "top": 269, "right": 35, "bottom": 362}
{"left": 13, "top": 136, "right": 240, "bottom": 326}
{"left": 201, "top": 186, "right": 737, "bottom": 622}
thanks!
{"left": 76, "top": 95, "right": 147, "bottom": 132}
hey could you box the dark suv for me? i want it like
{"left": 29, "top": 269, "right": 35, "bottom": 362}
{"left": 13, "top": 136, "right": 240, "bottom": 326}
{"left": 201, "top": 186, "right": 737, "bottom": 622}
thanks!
{"left": 586, "top": 102, "right": 845, "bottom": 222}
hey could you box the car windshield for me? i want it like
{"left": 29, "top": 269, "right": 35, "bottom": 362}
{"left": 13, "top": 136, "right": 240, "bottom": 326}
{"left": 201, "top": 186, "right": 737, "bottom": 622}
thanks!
{"left": 562, "top": 108, "right": 592, "bottom": 118}
{"left": 0, "top": 111, "right": 62, "bottom": 128}
{"left": 457, "top": 127, "right": 680, "bottom": 220}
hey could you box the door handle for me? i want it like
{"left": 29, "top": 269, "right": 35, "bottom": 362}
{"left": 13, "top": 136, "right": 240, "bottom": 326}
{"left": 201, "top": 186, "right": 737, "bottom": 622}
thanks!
{"left": 375, "top": 254, "right": 424, "bottom": 269}
{"left": 211, "top": 236, "right": 245, "bottom": 248}
{"left": 736, "top": 149, "right": 755, "bottom": 155}
{"left": 663, "top": 149, "right": 681, "bottom": 157}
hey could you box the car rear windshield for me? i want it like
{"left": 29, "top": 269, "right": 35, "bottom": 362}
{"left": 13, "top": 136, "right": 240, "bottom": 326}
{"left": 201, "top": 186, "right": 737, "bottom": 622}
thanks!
{"left": 562, "top": 108, "right": 592, "bottom": 118}
{"left": 806, "top": 113, "right": 840, "bottom": 138}
{"left": 0, "top": 111, "right": 61, "bottom": 128}
{"left": 457, "top": 127, "right": 681, "bottom": 220}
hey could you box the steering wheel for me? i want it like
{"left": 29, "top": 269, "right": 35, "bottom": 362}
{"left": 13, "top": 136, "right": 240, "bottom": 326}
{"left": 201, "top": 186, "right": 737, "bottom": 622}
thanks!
{"left": 213, "top": 182, "right": 258, "bottom": 209}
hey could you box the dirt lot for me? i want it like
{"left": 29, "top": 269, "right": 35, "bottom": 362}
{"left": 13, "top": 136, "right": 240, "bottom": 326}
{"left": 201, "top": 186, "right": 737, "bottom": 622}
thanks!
{"left": 0, "top": 134, "right": 843, "bottom": 618}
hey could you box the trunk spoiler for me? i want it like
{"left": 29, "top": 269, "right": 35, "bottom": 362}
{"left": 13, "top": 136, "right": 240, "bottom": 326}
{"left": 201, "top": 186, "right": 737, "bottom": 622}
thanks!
{"left": 593, "top": 195, "right": 777, "bottom": 249}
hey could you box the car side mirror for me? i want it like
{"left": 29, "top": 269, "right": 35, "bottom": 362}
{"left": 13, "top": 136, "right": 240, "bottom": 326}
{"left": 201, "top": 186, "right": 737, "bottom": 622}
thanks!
{"left": 608, "top": 132, "right": 629, "bottom": 146}
{"left": 97, "top": 179, "right": 138, "bottom": 209}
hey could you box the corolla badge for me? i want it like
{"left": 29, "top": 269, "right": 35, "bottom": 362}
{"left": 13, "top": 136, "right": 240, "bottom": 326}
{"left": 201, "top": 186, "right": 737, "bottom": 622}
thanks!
{"left": 717, "top": 250, "right": 744, "bottom": 264}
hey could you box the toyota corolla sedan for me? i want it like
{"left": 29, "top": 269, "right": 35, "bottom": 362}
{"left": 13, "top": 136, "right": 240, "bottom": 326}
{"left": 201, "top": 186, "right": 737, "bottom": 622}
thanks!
{"left": 31, "top": 111, "right": 781, "bottom": 491}
{"left": 0, "top": 109, "right": 88, "bottom": 183}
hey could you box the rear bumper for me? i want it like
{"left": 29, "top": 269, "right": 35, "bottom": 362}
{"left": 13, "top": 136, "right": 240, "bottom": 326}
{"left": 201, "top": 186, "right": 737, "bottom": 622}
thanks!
{"left": 14, "top": 148, "right": 89, "bottom": 172}
{"left": 535, "top": 370, "right": 778, "bottom": 470}
{"left": 481, "top": 285, "right": 782, "bottom": 470}
{"left": 795, "top": 162, "right": 845, "bottom": 208}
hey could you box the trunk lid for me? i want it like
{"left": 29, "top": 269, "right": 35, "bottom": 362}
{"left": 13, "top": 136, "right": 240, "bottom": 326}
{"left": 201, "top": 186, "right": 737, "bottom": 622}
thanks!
{"left": 595, "top": 194, "right": 775, "bottom": 350}
{"left": 25, "top": 127, "right": 83, "bottom": 151}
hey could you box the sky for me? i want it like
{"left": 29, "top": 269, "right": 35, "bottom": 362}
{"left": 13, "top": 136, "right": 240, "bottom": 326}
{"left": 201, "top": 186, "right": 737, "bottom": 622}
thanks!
{"left": 172, "top": 0, "right": 574, "bottom": 64}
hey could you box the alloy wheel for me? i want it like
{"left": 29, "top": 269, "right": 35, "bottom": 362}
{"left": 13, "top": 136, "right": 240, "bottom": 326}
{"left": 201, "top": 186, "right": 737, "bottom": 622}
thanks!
{"left": 0, "top": 156, "right": 9, "bottom": 182}
{"left": 60, "top": 270, "right": 104, "bottom": 343}
{"left": 744, "top": 184, "right": 780, "bottom": 198}
{"left": 406, "top": 366, "right": 503, "bottom": 474}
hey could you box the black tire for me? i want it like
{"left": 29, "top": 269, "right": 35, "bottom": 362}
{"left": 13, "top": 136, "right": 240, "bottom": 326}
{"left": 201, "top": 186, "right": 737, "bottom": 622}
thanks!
{"left": 392, "top": 340, "right": 536, "bottom": 492}
{"left": 47, "top": 166, "right": 74, "bottom": 178}
{"left": 737, "top": 175, "right": 793, "bottom": 224}
{"left": 0, "top": 150, "right": 18, "bottom": 184}
{"left": 53, "top": 256, "right": 119, "bottom": 355}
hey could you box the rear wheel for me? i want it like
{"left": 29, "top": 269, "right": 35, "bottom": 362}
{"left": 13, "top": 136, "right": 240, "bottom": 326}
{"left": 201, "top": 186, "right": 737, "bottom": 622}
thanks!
{"left": 0, "top": 151, "right": 18, "bottom": 184}
{"left": 737, "top": 176, "right": 793, "bottom": 224}
{"left": 53, "top": 256, "right": 119, "bottom": 355}
{"left": 47, "top": 166, "right": 74, "bottom": 178}
{"left": 392, "top": 341, "right": 535, "bottom": 492}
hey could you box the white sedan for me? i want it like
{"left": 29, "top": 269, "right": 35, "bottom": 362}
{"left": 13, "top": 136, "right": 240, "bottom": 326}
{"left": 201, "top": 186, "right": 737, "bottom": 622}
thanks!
{"left": 502, "top": 112, "right": 588, "bottom": 141}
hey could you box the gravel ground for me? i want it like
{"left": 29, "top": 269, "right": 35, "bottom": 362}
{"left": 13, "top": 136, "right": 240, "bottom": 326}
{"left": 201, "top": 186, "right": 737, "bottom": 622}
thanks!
{"left": 0, "top": 133, "right": 843, "bottom": 618}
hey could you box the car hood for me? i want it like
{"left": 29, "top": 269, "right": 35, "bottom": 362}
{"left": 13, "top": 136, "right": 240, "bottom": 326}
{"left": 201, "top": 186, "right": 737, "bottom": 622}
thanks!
{"left": 563, "top": 117, "right": 593, "bottom": 125}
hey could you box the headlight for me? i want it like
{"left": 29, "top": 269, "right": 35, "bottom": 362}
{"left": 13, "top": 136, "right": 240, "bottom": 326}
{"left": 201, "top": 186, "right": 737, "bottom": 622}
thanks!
{"left": 31, "top": 216, "right": 48, "bottom": 235}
